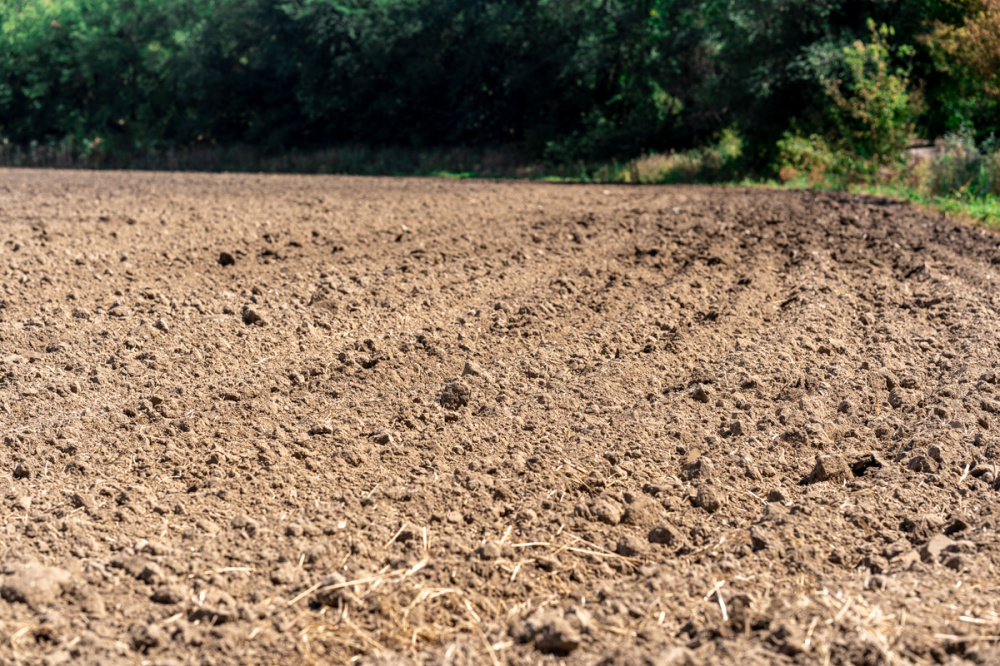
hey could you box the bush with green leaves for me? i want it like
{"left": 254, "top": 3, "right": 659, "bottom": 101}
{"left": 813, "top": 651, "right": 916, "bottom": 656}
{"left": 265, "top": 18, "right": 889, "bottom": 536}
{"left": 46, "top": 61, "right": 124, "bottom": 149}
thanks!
{"left": 826, "top": 21, "right": 916, "bottom": 172}
{"left": 773, "top": 132, "right": 843, "bottom": 184}
{"left": 774, "top": 21, "right": 919, "bottom": 183}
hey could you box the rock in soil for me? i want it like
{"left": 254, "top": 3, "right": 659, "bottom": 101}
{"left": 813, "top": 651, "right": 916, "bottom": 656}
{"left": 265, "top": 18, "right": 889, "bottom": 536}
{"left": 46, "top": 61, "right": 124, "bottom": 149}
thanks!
{"left": 808, "top": 454, "right": 852, "bottom": 484}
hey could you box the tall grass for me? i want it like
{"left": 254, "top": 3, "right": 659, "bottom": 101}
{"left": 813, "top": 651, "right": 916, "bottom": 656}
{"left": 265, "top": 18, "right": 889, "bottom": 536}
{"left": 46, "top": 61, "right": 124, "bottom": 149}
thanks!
{"left": 0, "top": 132, "right": 747, "bottom": 184}
{"left": 586, "top": 128, "right": 746, "bottom": 184}
{"left": 920, "top": 132, "right": 1000, "bottom": 198}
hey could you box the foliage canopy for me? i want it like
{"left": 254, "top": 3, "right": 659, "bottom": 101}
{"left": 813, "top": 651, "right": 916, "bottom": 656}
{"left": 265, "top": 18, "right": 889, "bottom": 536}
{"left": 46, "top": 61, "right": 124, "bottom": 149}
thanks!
{"left": 0, "top": 0, "right": 996, "bottom": 168}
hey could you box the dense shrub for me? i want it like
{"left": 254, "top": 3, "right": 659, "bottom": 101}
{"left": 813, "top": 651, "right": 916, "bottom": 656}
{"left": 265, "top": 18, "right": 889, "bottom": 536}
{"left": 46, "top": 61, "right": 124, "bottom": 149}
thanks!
{"left": 774, "top": 132, "right": 843, "bottom": 184}
{"left": 826, "top": 22, "right": 916, "bottom": 170}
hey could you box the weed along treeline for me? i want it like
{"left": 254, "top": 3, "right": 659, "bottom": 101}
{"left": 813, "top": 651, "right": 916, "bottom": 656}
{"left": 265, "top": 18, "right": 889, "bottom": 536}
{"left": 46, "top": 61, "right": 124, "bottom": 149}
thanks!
{"left": 1, "top": 1, "right": 999, "bottom": 189}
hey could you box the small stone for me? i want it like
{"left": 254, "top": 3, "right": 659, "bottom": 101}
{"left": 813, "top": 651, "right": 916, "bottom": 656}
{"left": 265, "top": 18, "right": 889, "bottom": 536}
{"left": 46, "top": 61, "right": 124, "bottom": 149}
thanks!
{"left": 151, "top": 584, "right": 185, "bottom": 605}
{"left": 477, "top": 542, "right": 502, "bottom": 561}
{"left": 691, "top": 384, "right": 712, "bottom": 403}
{"left": 137, "top": 563, "right": 166, "bottom": 585}
{"left": 622, "top": 495, "right": 663, "bottom": 528}
{"left": 888, "top": 390, "right": 904, "bottom": 409}
{"left": 309, "top": 422, "right": 334, "bottom": 435}
{"left": 195, "top": 518, "right": 219, "bottom": 536}
{"left": 130, "top": 622, "right": 165, "bottom": 653}
{"left": 615, "top": 533, "right": 649, "bottom": 557}
{"left": 683, "top": 455, "right": 715, "bottom": 481}
{"left": 750, "top": 526, "right": 777, "bottom": 552}
{"left": 218, "top": 252, "right": 236, "bottom": 266}
{"left": 648, "top": 523, "right": 685, "bottom": 547}
{"left": 534, "top": 616, "right": 580, "bottom": 654}
{"left": 693, "top": 486, "right": 722, "bottom": 513}
{"left": 920, "top": 534, "right": 954, "bottom": 563}
{"left": 285, "top": 523, "right": 304, "bottom": 538}
{"left": 242, "top": 306, "right": 265, "bottom": 326}
{"left": 907, "top": 455, "right": 938, "bottom": 474}
{"left": 270, "top": 563, "right": 300, "bottom": 586}
{"left": 440, "top": 380, "right": 471, "bottom": 410}
{"left": 591, "top": 500, "right": 622, "bottom": 525}
{"left": 42, "top": 650, "right": 72, "bottom": 666}
{"left": 766, "top": 488, "right": 788, "bottom": 503}
{"left": 461, "top": 361, "right": 492, "bottom": 381}
{"left": 230, "top": 515, "right": 259, "bottom": 536}
{"left": 536, "top": 555, "right": 560, "bottom": 572}
{"left": 516, "top": 508, "right": 538, "bottom": 524}
{"left": 808, "top": 454, "right": 851, "bottom": 483}
{"left": 446, "top": 511, "right": 463, "bottom": 524}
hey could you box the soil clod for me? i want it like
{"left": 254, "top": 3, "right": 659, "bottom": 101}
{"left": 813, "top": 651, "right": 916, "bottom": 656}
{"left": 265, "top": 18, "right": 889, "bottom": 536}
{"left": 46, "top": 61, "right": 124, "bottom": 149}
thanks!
{"left": 807, "top": 454, "right": 851, "bottom": 484}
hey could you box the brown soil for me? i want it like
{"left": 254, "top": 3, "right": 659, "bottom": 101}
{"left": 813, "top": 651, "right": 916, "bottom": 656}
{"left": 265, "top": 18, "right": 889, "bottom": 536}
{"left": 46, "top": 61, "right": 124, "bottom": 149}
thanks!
{"left": 2, "top": 169, "right": 1000, "bottom": 665}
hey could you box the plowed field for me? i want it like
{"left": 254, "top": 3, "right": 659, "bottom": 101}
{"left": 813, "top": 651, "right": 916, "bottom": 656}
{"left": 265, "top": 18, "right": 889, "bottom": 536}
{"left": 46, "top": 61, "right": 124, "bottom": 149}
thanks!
{"left": 3, "top": 170, "right": 1000, "bottom": 665}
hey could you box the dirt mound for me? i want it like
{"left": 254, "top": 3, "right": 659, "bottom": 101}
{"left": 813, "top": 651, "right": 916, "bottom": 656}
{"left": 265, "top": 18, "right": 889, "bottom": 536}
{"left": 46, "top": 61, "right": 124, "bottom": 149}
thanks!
{"left": 2, "top": 170, "right": 1000, "bottom": 664}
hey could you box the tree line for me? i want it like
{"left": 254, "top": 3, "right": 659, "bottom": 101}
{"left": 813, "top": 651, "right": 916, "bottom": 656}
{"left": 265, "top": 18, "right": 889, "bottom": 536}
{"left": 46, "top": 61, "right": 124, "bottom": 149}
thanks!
{"left": 1, "top": 0, "right": 997, "bottom": 171}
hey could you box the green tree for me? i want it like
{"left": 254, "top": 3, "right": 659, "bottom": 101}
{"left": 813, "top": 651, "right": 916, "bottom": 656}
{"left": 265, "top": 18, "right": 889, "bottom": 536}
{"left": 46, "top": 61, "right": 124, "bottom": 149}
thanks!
{"left": 826, "top": 21, "right": 916, "bottom": 170}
